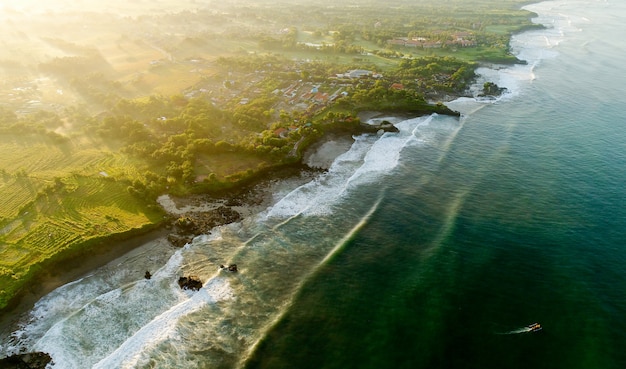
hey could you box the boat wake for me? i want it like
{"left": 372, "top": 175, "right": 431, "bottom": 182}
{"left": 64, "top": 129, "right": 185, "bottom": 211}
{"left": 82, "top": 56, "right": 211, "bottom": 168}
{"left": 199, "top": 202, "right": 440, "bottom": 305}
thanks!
{"left": 497, "top": 323, "right": 542, "bottom": 335}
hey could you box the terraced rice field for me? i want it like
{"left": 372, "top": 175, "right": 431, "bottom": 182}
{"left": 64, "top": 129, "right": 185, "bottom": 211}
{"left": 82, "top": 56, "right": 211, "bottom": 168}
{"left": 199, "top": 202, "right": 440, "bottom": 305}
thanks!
{"left": 0, "top": 134, "right": 164, "bottom": 309}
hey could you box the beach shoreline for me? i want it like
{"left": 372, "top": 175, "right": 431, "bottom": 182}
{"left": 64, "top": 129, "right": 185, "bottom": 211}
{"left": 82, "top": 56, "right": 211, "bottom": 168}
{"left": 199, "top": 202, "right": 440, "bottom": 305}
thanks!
{"left": 0, "top": 130, "right": 358, "bottom": 340}
{"left": 0, "top": 227, "right": 170, "bottom": 336}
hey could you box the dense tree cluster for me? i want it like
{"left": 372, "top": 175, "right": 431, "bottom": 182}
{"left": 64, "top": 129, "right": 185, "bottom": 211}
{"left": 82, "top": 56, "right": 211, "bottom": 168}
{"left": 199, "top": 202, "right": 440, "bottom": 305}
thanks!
{"left": 0, "top": 0, "right": 536, "bottom": 200}
{"left": 0, "top": 108, "right": 68, "bottom": 143}
{"left": 394, "top": 56, "right": 477, "bottom": 93}
{"left": 2, "top": 50, "right": 479, "bottom": 200}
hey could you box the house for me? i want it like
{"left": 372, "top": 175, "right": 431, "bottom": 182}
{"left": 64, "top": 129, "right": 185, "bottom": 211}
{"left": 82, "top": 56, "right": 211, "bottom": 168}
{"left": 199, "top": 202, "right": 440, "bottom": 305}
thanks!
{"left": 313, "top": 92, "right": 329, "bottom": 103}
{"left": 423, "top": 41, "right": 442, "bottom": 49}
{"left": 451, "top": 32, "right": 475, "bottom": 47}
{"left": 388, "top": 38, "right": 407, "bottom": 46}
{"left": 347, "top": 69, "right": 372, "bottom": 78}
{"left": 273, "top": 127, "right": 289, "bottom": 138}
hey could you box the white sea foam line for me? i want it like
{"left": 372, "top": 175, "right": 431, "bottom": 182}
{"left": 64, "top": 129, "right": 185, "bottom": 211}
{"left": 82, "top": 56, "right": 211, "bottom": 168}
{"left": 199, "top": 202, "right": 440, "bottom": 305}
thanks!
{"left": 5, "top": 274, "right": 124, "bottom": 357}
{"left": 266, "top": 135, "right": 375, "bottom": 218}
{"left": 344, "top": 116, "right": 431, "bottom": 187}
{"left": 435, "top": 115, "right": 467, "bottom": 165}
{"left": 11, "top": 250, "right": 188, "bottom": 368}
{"left": 409, "top": 114, "right": 436, "bottom": 143}
{"left": 320, "top": 194, "right": 383, "bottom": 265}
{"left": 92, "top": 278, "right": 234, "bottom": 369}
{"left": 422, "top": 188, "right": 468, "bottom": 259}
{"left": 344, "top": 116, "right": 432, "bottom": 189}
{"left": 237, "top": 193, "right": 384, "bottom": 369}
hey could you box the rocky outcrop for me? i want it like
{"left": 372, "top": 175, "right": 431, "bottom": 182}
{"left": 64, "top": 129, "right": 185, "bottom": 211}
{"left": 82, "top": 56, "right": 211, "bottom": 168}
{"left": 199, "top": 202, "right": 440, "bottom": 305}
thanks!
{"left": 168, "top": 233, "right": 193, "bottom": 248}
{"left": 187, "top": 206, "right": 242, "bottom": 234}
{"left": 178, "top": 276, "right": 203, "bottom": 291}
{"left": 220, "top": 264, "right": 238, "bottom": 272}
{"left": 480, "top": 81, "right": 507, "bottom": 97}
{"left": 0, "top": 352, "right": 52, "bottom": 369}
{"left": 168, "top": 206, "right": 242, "bottom": 247}
{"left": 357, "top": 120, "right": 400, "bottom": 134}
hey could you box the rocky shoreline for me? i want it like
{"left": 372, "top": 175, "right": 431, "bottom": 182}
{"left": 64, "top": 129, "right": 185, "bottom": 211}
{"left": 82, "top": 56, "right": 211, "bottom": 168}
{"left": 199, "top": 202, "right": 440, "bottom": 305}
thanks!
{"left": 0, "top": 113, "right": 428, "bottom": 366}
{"left": 0, "top": 352, "right": 52, "bottom": 369}
{"left": 157, "top": 162, "right": 327, "bottom": 247}
{"left": 155, "top": 115, "right": 397, "bottom": 250}
{"left": 0, "top": 124, "right": 358, "bottom": 357}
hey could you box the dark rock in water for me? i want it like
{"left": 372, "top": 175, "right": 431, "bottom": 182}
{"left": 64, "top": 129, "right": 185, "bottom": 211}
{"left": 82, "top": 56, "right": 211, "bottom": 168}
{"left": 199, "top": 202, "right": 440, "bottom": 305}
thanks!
{"left": 357, "top": 120, "right": 399, "bottom": 134}
{"left": 178, "top": 276, "right": 203, "bottom": 291}
{"left": 377, "top": 120, "right": 400, "bottom": 132}
{"left": 220, "top": 264, "right": 238, "bottom": 272}
{"left": 168, "top": 234, "right": 193, "bottom": 248}
{"left": 144, "top": 271, "right": 152, "bottom": 279}
{"left": 480, "top": 81, "right": 507, "bottom": 97}
{"left": 0, "top": 352, "right": 52, "bottom": 369}
{"left": 175, "top": 216, "right": 196, "bottom": 231}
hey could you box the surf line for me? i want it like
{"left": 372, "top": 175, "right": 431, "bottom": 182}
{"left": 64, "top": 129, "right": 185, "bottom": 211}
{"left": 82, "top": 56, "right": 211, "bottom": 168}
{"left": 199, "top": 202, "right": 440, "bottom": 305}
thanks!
{"left": 92, "top": 276, "right": 233, "bottom": 369}
{"left": 236, "top": 192, "right": 385, "bottom": 369}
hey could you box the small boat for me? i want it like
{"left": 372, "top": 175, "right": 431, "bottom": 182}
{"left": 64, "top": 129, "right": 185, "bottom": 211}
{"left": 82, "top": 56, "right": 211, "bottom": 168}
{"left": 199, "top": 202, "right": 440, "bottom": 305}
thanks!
{"left": 527, "top": 323, "right": 542, "bottom": 332}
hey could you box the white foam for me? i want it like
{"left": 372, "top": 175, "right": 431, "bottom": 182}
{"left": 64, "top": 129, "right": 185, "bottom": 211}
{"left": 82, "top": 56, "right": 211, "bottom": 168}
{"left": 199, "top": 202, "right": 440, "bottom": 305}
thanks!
{"left": 266, "top": 135, "right": 374, "bottom": 218}
{"left": 92, "top": 278, "right": 233, "bottom": 369}
{"left": 447, "top": 1, "right": 583, "bottom": 114}
{"left": 266, "top": 116, "right": 434, "bottom": 218}
{"left": 345, "top": 116, "right": 433, "bottom": 185}
{"left": 1, "top": 246, "right": 191, "bottom": 368}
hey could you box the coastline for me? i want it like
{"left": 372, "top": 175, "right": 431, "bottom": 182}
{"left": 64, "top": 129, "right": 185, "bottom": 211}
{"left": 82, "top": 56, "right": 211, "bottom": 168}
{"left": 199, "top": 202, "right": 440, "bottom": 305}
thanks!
{"left": 1, "top": 109, "right": 467, "bottom": 366}
{"left": 0, "top": 131, "right": 356, "bottom": 341}
{"left": 0, "top": 3, "right": 550, "bottom": 364}
{"left": 0, "top": 227, "right": 169, "bottom": 336}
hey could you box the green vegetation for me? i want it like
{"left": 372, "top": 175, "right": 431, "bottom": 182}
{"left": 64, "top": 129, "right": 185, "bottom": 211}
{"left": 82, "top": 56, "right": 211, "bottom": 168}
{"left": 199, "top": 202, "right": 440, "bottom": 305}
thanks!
{"left": 0, "top": 0, "right": 539, "bottom": 309}
{"left": 0, "top": 130, "right": 165, "bottom": 308}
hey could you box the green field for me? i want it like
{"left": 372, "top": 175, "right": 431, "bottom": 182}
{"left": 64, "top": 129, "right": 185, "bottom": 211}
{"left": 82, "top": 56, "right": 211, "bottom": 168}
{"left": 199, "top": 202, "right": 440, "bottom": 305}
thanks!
{"left": 0, "top": 133, "right": 165, "bottom": 308}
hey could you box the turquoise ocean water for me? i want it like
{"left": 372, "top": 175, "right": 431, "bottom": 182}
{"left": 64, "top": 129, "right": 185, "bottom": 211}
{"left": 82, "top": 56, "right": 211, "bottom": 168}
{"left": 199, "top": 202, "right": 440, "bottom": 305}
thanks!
{"left": 2, "top": 1, "right": 625, "bottom": 368}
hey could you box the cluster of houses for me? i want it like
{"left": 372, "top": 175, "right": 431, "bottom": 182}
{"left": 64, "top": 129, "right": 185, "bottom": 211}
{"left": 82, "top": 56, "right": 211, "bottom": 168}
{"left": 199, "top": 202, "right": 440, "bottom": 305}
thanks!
{"left": 185, "top": 65, "right": 390, "bottom": 139}
{"left": 268, "top": 68, "right": 387, "bottom": 137}
{"left": 388, "top": 32, "right": 475, "bottom": 49}
{"left": 334, "top": 69, "right": 383, "bottom": 79}
{"left": 262, "top": 68, "right": 380, "bottom": 109}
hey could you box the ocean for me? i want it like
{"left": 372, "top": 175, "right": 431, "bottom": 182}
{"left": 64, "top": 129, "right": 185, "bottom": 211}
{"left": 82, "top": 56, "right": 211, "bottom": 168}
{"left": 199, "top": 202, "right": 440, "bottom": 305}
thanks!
{"left": 2, "top": 0, "right": 626, "bottom": 368}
